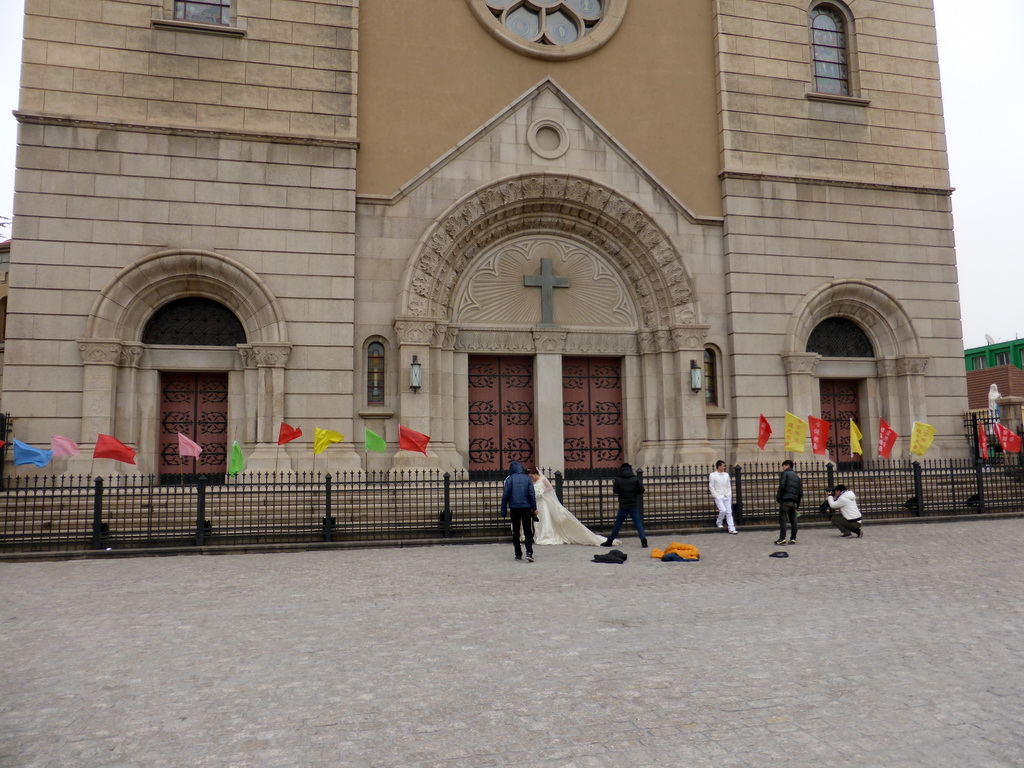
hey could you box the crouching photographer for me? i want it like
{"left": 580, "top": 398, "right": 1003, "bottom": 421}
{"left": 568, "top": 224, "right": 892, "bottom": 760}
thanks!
{"left": 825, "top": 484, "right": 863, "bottom": 539}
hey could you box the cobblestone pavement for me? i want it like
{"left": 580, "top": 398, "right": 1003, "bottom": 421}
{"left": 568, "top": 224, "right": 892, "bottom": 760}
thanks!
{"left": 2, "top": 519, "right": 1023, "bottom": 768}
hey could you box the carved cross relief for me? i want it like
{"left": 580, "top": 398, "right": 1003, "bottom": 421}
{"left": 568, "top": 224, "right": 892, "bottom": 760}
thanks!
{"left": 523, "top": 251, "right": 569, "bottom": 326}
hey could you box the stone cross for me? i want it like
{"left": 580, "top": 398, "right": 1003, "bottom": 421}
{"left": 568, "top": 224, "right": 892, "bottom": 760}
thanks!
{"left": 524, "top": 257, "right": 569, "bottom": 326}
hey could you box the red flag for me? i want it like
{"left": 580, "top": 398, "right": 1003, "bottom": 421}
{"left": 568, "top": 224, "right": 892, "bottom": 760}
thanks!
{"left": 93, "top": 434, "right": 137, "bottom": 464}
{"left": 757, "top": 414, "right": 772, "bottom": 450}
{"left": 278, "top": 422, "right": 302, "bottom": 446}
{"left": 177, "top": 432, "right": 203, "bottom": 458}
{"left": 398, "top": 425, "right": 430, "bottom": 455}
{"left": 994, "top": 422, "right": 1022, "bottom": 453}
{"left": 978, "top": 422, "right": 989, "bottom": 460}
{"left": 808, "top": 416, "right": 830, "bottom": 456}
{"left": 878, "top": 419, "right": 898, "bottom": 459}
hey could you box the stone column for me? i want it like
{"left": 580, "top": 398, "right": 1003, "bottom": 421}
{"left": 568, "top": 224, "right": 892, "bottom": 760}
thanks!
{"left": 72, "top": 339, "right": 137, "bottom": 475}
{"left": 533, "top": 329, "right": 567, "bottom": 473}
{"left": 671, "top": 324, "right": 713, "bottom": 464}
{"left": 392, "top": 317, "right": 440, "bottom": 470}
{"left": 782, "top": 353, "right": 820, "bottom": 427}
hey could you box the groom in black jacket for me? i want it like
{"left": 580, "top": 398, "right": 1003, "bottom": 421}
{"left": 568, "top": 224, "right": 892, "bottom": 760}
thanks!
{"left": 500, "top": 460, "right": 537, "bottom": 562}
{"left": 602, "top": 462, "right": 647, "bottom": 548}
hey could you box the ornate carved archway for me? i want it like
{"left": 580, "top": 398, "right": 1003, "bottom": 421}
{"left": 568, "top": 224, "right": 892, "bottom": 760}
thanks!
{"left": 399, "top": 174, "right": 697, "bottom": 329}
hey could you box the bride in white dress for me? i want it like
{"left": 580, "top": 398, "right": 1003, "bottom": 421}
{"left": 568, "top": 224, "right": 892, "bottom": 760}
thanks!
{"left": 528, "top": 469, "right": 616, "bottom": 546}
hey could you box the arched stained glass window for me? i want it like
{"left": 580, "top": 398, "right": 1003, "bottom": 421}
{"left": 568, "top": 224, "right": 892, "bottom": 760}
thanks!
{"left": 142, "top": 297, "right": 246, "bottom": 346}
{"left": 810, "top": 5, "right": 850, "bottom": 96}
{"left": 806, "top": 317, "right": 874, "bottom": 358}
{"left": 367, "top": 341, "right": 385, "bottom": 406}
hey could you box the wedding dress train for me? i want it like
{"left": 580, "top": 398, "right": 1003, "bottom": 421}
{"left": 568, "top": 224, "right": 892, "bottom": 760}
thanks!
{"left": 531, "top": 476, "right": 612, "bottom": 546}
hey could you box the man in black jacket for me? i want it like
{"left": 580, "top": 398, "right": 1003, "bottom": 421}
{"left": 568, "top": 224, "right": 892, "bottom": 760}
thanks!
{"left": 602, "top": 463, "right": 647, "bottom": 548}
{"left": 775, "top": 459, "right": 803, "bottom": 545}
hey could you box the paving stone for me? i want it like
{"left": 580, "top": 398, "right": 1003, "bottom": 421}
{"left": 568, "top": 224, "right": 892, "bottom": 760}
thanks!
{"left": 1, "top": 520, "right": 1023, "bottom": 767}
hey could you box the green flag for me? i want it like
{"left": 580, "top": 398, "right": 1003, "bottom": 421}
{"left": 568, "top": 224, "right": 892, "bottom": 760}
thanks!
{"left": 365, "top": 428, "right": 387, "bottom": 453}
{"left": 228, "top": 440, "right": 245, "bottom": 476}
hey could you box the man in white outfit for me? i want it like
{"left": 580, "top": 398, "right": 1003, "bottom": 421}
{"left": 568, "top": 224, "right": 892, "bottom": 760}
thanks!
{"left": 709, "top": 460, "right": 737, "bottom": 534}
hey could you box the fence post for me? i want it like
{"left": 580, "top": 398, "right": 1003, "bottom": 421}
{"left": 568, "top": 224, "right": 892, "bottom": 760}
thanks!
{"left": 91, "top": 477, "right": 105, "bottom": 549}
{"left": 324, "top": 473, "right": 334, "bottom": 541}
{"left": 442, "top": 472, "right": 452, "bottom": 538}
{"left": 732, "top": 465, "right": 743, "bottom": 526}
{"left": 195, "top": 477, "right": 207, "bottom": 546}
{"left": 826, "top": 463, "right": 835, "bottom": 492}
{"left": 554, "top": 471, "right": 563, "bottom": 505}
{"left": 637, "top": 469, "right": 644, "bottom": 520}
{"left": 973, "top": 460, "right": 986, "bottom": 514}
{"left": 912, "top": 461, "right": 924, "bottom": 517}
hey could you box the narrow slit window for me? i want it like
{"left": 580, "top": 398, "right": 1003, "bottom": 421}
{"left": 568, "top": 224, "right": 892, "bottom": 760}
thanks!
{"left": 367, "top": 342, "right": 385, "bottom": 406}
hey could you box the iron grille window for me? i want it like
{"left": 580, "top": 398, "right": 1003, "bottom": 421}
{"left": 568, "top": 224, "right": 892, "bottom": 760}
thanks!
{"left": 174, "top": 0, "right": 230, "bottom": 25}
{"left": 806, "top": 317, "right": 874, "bottom": 358}
{"left": 367, "top": 342, "right": 385, "bottom": 406}
{"left": 704, "top": 348, "right": 718, "bottom": 406}
{"left": 142, "top": 297, "right": 246, "bottom": 346}
{"left": 810, "top": 5, "right": 850, "bottom": 96}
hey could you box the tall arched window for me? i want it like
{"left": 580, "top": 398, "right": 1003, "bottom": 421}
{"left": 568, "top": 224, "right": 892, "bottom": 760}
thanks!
{"left": 810, "top": 5, "right": 850, "bottom": 96}
{"left": 367, "top": 341, "right": 385, "bottom": 406}
{"left": 704, "top": 348, "right": 719, "bottom": 406}
{"left": 142, "top": 297, "right": 246, "bottom": 346}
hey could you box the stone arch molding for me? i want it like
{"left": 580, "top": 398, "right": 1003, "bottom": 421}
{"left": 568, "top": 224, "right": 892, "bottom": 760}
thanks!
{"left": 399, "top": 174, "right": 697, "bottom": 330}
{"left": 785, "top": 279, "right": 921, "bottom": 360}
{"left": 84, "top": 249, "right": 288, "bottom": 346}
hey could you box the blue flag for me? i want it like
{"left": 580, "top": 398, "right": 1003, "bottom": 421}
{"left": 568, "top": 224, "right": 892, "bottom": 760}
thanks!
{"left": 13, "top": 438, "right": 53, "bottom": 468}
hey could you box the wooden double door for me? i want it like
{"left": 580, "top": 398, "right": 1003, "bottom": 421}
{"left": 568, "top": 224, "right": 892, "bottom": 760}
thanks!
{"left": 467, "top": 355, "right": 623, "bottom": 475}
{"left": 158, "top": 371, "right": 229, "bottom": 484}
{"left": 820, "top": 378, "right": 862, "bottom": 466}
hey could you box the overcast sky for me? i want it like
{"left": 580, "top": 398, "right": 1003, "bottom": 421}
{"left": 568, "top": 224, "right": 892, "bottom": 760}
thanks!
{"left": 0, "top": 0, "right": 1018, "bottom": 349}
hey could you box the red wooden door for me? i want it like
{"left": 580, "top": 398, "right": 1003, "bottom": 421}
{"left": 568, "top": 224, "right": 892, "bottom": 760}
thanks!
{"left": 467, "top": 356, "right": 535, "bottom": 475}
{"left": 820, "top": 378, "right": 861, "bottom": 466}
{"left": 562, "top": 357, "right": 623, "bottom": 473}
{"left": 159, "top": 372, "right": 229, "bottom": 483}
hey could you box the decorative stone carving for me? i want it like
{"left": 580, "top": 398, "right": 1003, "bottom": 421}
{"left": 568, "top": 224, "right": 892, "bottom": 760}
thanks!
{"left": 455, "top": 329, "right": 535, "bottom": 353}
{"left": 239, "top": 343, "right": 293, "bottom": 368}
{"left": 671, "top": 325, "right": 710, "bottom": 350}
{"left": 78, "top": 340, "right": 124, "bottom": 365}
{"left": 782, "top": 353, "right": 819, "bottom": 375}
{"left": 403, "top": 174, "right": 696, "bottom": 330}
{"left": 563, "top": 332, "right": 637, "bottom": 355}
{"left": 119, "top": 343, "right": 144, "bottom": 368}
{"left": 876, "top": 359, "right": 898, "bottom": 377}
{"left": 394, "top": 317, "right": 437, "bottom": 345}
{"left": 533, "top": 329, "right": 567, "bottom": 353}
{"left": 896, "top": 355, "right": 929, "bottom": 376}
{"left": 637, "top": 330, "right": 658, "bottom": 354}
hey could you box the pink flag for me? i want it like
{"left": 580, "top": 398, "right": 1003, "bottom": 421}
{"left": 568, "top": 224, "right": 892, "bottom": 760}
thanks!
{"left": 177, "top": 432, "right": 203, "bottom": 458}
{"left": 50, "top": 435, "right": 80, "bottom": 457}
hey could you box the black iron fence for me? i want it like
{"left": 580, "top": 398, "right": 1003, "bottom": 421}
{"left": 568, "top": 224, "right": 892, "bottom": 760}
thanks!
{"left": 1, "top": 456, "right": 1022, "bottom": 554}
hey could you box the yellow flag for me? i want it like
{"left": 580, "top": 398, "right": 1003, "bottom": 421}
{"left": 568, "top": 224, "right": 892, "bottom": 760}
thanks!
{"left": 783, "top": 411, "right": 808, "bottom": 453}
{"left": 850, "top": 419, "right": 863, "bottom": 455}
{"left": 313, "top": 427, "right": 344, "bottom": 455}
{"left": 909, "top": 422, "right": 936, "bottom": 457}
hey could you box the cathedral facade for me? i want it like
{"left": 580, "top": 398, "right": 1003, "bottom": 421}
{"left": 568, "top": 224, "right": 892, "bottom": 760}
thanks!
{"left": 4, "top": 0, "right": 967, "bottom": 475}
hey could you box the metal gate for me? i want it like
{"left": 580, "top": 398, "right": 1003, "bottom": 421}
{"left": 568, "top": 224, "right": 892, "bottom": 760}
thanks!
{"left": 820, "top": 378, "right": 861, "bottom": 467}
{"left": 562, "top": 357, "right": 623, "bottom": 475}
{"left": 158, "top": 372, "right": 228, "bottom": 484}
{"left": 467, "top": 356, "right": 536, "bottom": 476}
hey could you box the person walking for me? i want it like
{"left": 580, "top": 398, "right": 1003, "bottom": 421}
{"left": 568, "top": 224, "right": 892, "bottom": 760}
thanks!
{"left": 709, "top": 460, "right": 737, "bottom": 534}
{"left": 602, "top": 462, "right": 647, "bottom": 548}
{"left": 500, "top": 460, "right": 537, "bottom": 562}
{"left": 826, "top": 484, "right": 863, "bottom": 538}
{"left": 775, "top": 459, "right": 803, "bottom": 545}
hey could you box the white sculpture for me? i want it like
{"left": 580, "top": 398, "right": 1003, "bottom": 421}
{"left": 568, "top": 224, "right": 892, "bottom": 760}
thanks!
{"left": 989, "top": 383, "right": 1002, "bottom": 413}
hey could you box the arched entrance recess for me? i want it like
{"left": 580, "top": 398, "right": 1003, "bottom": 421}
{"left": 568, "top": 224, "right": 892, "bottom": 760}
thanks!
{"left": 394, "top": 174, "right": 711, "bottom": 469}
{"left": 782, "top": 279, "right": 928, "bottom": 458}
{"left": 78, "top": 249, "right": 291, "bottom": 473}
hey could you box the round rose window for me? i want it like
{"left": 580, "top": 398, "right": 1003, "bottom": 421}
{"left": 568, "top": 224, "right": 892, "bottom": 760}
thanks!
{"left": 467, "top": 0, "right": 627, "bottom": 60}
